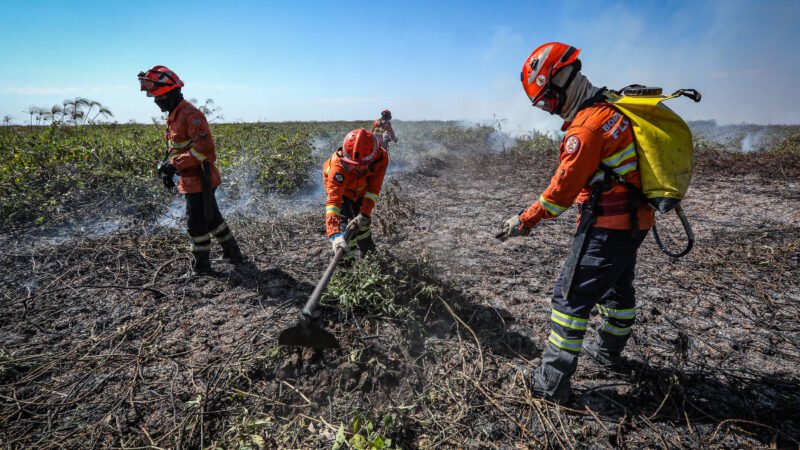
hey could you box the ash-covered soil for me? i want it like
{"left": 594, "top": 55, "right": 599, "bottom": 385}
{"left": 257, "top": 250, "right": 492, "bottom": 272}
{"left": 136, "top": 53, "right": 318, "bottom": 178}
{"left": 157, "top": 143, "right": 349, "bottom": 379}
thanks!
{"left": 1, "top": 143, "right": 799, "bottom": 449}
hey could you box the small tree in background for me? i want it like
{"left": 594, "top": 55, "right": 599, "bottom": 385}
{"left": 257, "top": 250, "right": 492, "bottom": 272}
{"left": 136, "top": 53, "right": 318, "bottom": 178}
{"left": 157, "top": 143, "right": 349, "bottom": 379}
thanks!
{"left": 24, "top": 98, "right": 115, "bottom": 127}
{"left": 190, "top": 98, "right": 224, "bottom": 122}
{"left": 26, "top": 106, "right": 40, "bottom": 126}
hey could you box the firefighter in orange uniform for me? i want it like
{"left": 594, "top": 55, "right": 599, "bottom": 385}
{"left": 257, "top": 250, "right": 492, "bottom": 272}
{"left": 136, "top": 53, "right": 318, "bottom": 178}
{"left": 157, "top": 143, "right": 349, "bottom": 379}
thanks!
{"left": 138, "top": 65, "right": 244, "bottom": 275}
{"left": 323, "top": 129, "right": 389, "bottom": 255}
{"left": 371, "top": 109, "right": 397, "bottom": 148}
{"left": 498, "top": 43, "right": 655, "bottom": 404}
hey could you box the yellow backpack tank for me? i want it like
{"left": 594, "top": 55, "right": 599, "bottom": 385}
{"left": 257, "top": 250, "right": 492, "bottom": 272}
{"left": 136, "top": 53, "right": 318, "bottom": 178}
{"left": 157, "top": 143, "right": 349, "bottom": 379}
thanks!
{"left": 607, "top": 86, "right": 701, "bottom": 213}
{"left": 607, "top": 86, "right": 702, "bottom": 257}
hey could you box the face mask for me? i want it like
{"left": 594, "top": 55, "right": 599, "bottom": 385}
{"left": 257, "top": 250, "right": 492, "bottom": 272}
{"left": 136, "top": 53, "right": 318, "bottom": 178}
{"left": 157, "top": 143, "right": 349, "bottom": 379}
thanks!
{"left": 154, "top": 89, "right": 184, "bottom": 113}
{"left": 154, "top": 97, "right": 171, "bottom": 112}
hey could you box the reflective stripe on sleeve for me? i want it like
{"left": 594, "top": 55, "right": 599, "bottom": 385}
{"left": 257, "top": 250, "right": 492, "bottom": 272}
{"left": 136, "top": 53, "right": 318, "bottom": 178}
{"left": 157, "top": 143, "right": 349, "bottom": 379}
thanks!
{"left": 551, "top": 309, "right": 588, "bottom": 331}
{"left": 538, "top": 195, "right": 568, "bottom": 216}
{"left": 548, "top": 330, "right": 583, "bottom": 352}
{"left": 326, "top": 205, "right": 341, "bottom": 215}
{"left": 364, "top": 192, "right": 379, "bottom": 203}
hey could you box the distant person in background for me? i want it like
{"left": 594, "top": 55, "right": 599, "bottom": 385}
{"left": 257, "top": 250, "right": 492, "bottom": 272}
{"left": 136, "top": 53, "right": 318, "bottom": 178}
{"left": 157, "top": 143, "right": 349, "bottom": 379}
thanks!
{"left": 372, "top": 109, "right": 398, "bottom": 148}
{"left": 499, "top": 43, "right": 655, "bottom": 404}
{"left": 323, "top": 128, "right": 389, "bottom": 256}
{"left": 138, "top": 65, "right": 244, "bottom": 276}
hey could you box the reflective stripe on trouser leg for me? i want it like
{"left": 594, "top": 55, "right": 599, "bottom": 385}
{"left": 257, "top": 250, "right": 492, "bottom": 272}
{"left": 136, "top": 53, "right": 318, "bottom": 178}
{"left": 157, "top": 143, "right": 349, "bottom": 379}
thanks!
{"left": 189, "top": 233, "right": 211, "bottom": 252}
{"left": 533, "top": 228, "right": 649, "bottom": 402}
{"left": 594, "top": 252, "right": 639, "bottom": 354}
{"left": 210, "top": 220, "right": 234, "bottom": 242}
{"left": 355, "top": 226, "right": 371, "bottom": 241}
{"left": 356, "top": 225, "right": 376, "bottom": 254}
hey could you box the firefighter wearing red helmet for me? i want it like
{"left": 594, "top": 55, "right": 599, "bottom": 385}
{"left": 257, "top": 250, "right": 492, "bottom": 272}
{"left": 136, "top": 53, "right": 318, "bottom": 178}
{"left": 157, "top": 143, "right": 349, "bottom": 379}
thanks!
{"left": 372, "top": 109, "right": 398, "bottom": 148}
{"left": 499, "top": 43, "right": 656, "bottom": 404}
{"left": 323, "top": 128, "right": 389, "bottom": 255}
{"left": 138, "top": 65, "right": 244, "bottom": 275}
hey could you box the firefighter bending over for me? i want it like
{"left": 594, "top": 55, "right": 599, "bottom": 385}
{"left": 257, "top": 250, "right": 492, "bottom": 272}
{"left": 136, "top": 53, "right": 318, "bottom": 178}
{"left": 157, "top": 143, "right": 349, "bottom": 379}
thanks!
{"left": 323, "top": 128, "right": 389, "bottom": 256}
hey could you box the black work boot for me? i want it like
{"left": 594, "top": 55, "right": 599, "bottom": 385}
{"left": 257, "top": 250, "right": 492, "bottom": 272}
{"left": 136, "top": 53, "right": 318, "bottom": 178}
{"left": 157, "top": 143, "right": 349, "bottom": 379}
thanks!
{"left": 582, "top": 332, "right": 631, "bottom": 372}
{"left": 529, "top": 343, "right": 578, "bottom": 405}
{"left": 191, "top": 250, "right": 212, "bottom": 276}
{"left": 220, "top": 236, "right": 245, "bottom": 264}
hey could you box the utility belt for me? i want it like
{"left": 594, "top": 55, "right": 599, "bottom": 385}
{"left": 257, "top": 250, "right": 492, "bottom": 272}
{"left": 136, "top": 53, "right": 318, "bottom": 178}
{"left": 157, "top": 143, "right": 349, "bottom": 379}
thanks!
{"left": 579, "top": 191, "right": 642, "bottom": 216}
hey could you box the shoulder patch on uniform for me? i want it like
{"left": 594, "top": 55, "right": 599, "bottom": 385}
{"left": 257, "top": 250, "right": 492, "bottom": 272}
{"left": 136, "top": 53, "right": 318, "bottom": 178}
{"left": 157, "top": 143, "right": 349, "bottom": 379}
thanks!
{"left": 192, "top": 118, "right": 202, "bottom": 126}
{"left": 565, "top": 135, "right": 581, "bottom": 154}
{"left": 333, "top": 172, "right": 344, "bottom": 183}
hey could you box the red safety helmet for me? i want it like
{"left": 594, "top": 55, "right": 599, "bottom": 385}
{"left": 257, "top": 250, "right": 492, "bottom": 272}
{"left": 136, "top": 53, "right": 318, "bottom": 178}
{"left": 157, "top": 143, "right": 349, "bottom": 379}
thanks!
{"left": 138, "top": 65, "right": 184, "bottom": 97}
{"left": 381, "top": 109, "right": 392, "bottom": 120}
{"left": 341, "top": 128, "right": 379, "bottom": 166}
{"left": 521, "top": 42, "right": 581, "bottom": 113}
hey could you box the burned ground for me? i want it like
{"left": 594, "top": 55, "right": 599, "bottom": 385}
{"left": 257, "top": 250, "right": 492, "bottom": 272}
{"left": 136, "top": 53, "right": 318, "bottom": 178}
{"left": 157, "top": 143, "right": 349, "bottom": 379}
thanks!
{"left": 1, "top": 134, "right": 799, "bottom": 449}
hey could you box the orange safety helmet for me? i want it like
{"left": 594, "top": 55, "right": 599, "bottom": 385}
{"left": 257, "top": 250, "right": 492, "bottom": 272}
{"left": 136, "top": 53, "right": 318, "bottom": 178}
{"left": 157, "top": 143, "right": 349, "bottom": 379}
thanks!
{"left": 341, "top": 128, "right": 379, "bottom": 166}
{"left": 381, "top": 109, "right": 392, "bottom": 120}
{"left": 138, "top": 65, "right": 184, "bottom": 97}
{"left": 521, "top": 42, "right": 581, "bottom": 114}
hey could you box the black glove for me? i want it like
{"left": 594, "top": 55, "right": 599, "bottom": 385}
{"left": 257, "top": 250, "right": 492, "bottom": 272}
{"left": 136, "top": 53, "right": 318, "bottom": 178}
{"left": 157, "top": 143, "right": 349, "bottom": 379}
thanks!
{"left": 157, "top": 162, "right": 177, "bottom": 189}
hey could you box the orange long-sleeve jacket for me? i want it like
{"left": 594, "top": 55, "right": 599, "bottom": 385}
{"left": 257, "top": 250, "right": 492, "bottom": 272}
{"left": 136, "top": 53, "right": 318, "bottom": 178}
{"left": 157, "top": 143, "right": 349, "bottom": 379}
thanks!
{"left": 520, "top": 102, "right": 655, "bottom": 230}
{"left": 372, "top": 119, "right": 396, "bottom": 142}
{"left": 166, "top": 100, "right": 221, "bottom": 194}
{"left": 322, "top": 147, "right": 389, "bottom": 237}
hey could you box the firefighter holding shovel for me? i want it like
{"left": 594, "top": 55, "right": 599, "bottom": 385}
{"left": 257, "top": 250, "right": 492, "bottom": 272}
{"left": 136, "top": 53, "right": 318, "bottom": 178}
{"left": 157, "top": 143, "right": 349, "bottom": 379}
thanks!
{"left": 323, "top": 128, "right": 389, "bottom": 257}
{"left": 138, "top": 65, "right": 244, "bottom": 276}
{"left": 498, "top": 43, "right": 656, "bottom": 404}
{"left": 278, "top": 129, "right": 388, "bottom": 349}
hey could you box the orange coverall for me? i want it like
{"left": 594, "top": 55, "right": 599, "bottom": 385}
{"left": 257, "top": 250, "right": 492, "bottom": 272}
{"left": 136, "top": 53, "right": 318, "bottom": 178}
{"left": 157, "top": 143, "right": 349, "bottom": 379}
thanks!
{"left": 371, "top": 119, "right": 396, "bottom": 142}
{"left": 166, "top": 100, "right": 221, "bottom": 194}
{"left": 519, "top": 102, "right": 655, "bottom": 230}
{"left": 322, "top": 148, "right": 389, "bottom": 237}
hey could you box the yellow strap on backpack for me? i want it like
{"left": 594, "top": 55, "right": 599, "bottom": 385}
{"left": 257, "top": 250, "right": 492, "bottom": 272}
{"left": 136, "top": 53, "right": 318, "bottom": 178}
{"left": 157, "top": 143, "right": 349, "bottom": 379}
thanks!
{"left": 608, "top": 89, "right": 700, "bottom": 213}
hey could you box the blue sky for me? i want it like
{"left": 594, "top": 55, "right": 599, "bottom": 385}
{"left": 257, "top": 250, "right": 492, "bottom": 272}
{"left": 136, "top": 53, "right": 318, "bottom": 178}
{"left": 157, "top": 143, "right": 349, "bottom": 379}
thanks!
{"left": 1, "top": 0, "right": 798, "bottom": 130}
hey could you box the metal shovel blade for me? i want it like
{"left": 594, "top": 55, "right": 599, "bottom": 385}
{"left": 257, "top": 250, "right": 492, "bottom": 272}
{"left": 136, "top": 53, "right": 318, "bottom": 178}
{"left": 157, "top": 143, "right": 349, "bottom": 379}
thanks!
{"left": 278, "top": 316, "right": 340, "bottom": 349}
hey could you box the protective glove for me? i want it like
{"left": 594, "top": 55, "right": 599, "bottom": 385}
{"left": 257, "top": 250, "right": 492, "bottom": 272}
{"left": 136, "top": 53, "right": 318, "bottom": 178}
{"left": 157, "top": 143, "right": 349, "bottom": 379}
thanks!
{"left": 502, "top": 213, "right": 531, "bottom": 238}
{"left": 330, "top": 233, "right": 349, "bottom": 254}
{"left": 347, "top": 214, "right": 370, "bottom": 231}
{"left": 157, "top": 162, "right": 177, "bottom": 189}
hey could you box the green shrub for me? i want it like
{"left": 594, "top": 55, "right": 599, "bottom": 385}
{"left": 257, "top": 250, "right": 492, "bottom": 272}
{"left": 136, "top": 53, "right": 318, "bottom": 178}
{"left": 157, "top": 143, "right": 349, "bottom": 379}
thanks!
{"left": 322, "top": 250, "right": 444, "bottom": 320}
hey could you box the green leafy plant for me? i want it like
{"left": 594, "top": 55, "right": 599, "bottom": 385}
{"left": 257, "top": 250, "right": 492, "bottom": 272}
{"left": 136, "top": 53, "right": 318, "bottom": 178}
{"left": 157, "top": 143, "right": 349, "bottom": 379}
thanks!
{"left": 333, "top": 412, "right": 396, "bottom": 450}
{"left": 322, "top": 250, "right": 444, "bottom": 320}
